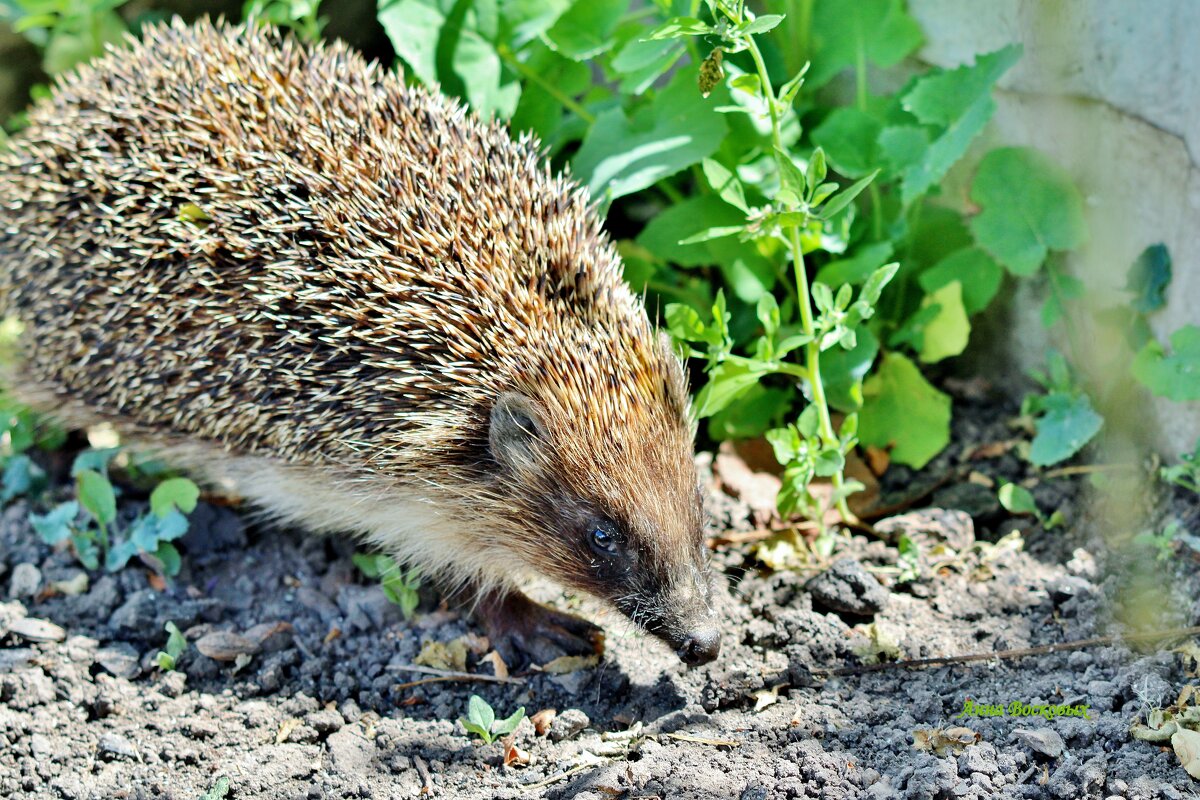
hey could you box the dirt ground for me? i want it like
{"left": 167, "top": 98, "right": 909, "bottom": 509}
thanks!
{"left": 2, "top": 381, "right": 1199, "bottom": 799}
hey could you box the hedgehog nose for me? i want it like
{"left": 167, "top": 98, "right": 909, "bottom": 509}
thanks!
{"left": 678, "top": 627, "right": 721, "bottom": 666}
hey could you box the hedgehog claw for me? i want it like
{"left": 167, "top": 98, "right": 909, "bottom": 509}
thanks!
{"left": 474, "top": 589, "right": 604, "bottom": 673}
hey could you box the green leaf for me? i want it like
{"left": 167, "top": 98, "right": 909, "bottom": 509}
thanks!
{"left": 878, "top": 125, "right": 930, "bottom": 177}
{"left": 889, "top": 45, "right": 1022, "bottom": 204}
{"left": 201, "top": 776, "right": 231, "bottom": 800}
{"left": 807, "top": 0, "right": 922, "bottom": 88}
{"left": 741, "top": 14, "right": 785, "bottom": 36}
{"left": 466, "top": 694, "right": 496, "bottom": 741}
{"left": 71, "top": 447, "right": 119, "bottom": 478}
{"left": 638, "top": 196, "right": 745, "bottom": 265}
{"left": 708, "top": 385, "right": 791, "bottom": 440}
{"left": 1132, "top": 325, "right": 1200, "bottom": 401}
{"left": 693, "top": 360, "right": 768, "bottom": 418}
{"left": 352, "top": 552, "right": 383, "bottom": 578}
{"left": 816, "top": 242, "right": 894, "bottom": 287}
{"left": 643, "top": 16, "right": 711, "bottom": 40}
{"left": 452, "top": 28, "right": 520, "bottom": 119}
{"left": 918, "top": 247, "right": 1004, "bottom": 314}
{"left": 969, "top": 147, "right": 1088, "bottom": 275}
{"left": 817, "top": 170, "right": 879, "bottom": 219}
{"left": 774, "top": 147, "right": 808, "bottom": 206}
{"left": 820, "top": 327, "right": 879, "bottom": 412}
{"left": 30, "top": 501, "right": 78, "bottom": 545}
{"left": 378, "top": 0, "right": 447, "bottom": 86}
{"left": 903, "top": 44, "right": 1022, "bottom": 126}
{"left": 1028, "top": 392, "right": 1103, "bottom": 467}
{"left": 545, "top": 0, "right": 629, "bottom": 60}
{"left": 572, "top": 69, "right": 727, "bottom": 200}
{"left": 814, "top": 449, "right": 845, "bottom": 478}
{"left": 2, "top": 454, "right": 44, "bottom": 502}
{"left": 151, "top": 541, "right": 182, "bottom": 577}
{"left": 859, "top": 353, "right": 951, "bottom": 468}
{"left": 811, "top": 108, "right": 882, "bottom": 178}
{"left": 1125, "top": 243, "right": 1171, "bottom": 314}
{"left": 664, "top": 304, "right": 710, "bottom": 343}
{"left": 701, "top": 159, "right": 749, "bottom": 212}
{"left": 998, "top": 483, "right": 1038, "bottom": 516}
{"left": 150, "top": 477, "right": 200, "bottom": 518}
{"left": 611, "top": 37, "right": 684, "bottom": 95}
{"left": 501, "top": 0, "right": 573, "bottom": 45}
{"left": 77, "top": 469, "right": 116, "bottom": 526}
{"left": 492, "top": 706, "right": 526, "bottom": 737}
{"left": 917, "top": 282, "right": 970, "bottom": 364}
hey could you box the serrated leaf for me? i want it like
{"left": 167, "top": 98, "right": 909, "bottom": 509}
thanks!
{"left": 903, "top": 44, "right": 1022, "bottom": 126}
{"left": 1132, "top": 325, "right": 1200, "bottom": 401}
{"left": 969, "top": 147, "right": 1087, "bottom": 275}
{"left": 859, "top": 353, "right": 951, "bottom": 468}
{"left": 1028, "top": 392, "right": 1103, "bottom": 467}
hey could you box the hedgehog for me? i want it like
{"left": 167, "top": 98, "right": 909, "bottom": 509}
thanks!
{"left": 0, "top": 19, "right": 722, "bottom": 668}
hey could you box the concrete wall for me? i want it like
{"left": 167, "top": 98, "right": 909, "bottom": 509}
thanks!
{"left": 908, "top": 0, "right": 1200, "bottom": 457}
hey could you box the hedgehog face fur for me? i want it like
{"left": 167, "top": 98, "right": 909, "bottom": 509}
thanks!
{"left": 0, "top": 20, "right": 721, "bottom": 667}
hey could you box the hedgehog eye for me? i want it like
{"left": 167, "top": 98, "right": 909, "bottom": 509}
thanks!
{"left": 588, "top": 522, "right": 620, "bottom": 557}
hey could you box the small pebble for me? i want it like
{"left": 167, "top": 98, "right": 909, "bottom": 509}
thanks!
{"left": 96, "top": 643, "right": 141, "bottom": 679}
{"left": 1012, "top": 728, "right": 1064, "bottom": 759}
{"left": 7, "top": 563, "right": 41, "bottom": 599}
{"left": 97, "top": 733, "right": 139, "bottom": 761}
{"left": 9, "top": 617, "right": 65, "bottom": 643}
{"left": 548, "top": 708, "right": 590, "bottom": 742}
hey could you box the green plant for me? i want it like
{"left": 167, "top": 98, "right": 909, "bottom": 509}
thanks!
{"left": 458, "top": 694, "right": 524, "bottom": 744}
{"left": 352, "top": 552, "right": 422, "bottom": 619}
{"left": 1, "top": 0, "right": 130, "bottom": 75}
{"left": 1021, "top": 351, "right": 1103, "bottom": 468}
{"left": 30, "top": 448, "right": 198, "bottom": 576}
{"left": 242, "top": 0, "right": 324, "bottom": 41}
{"left": 997, "top": 481, "right": 1063, "bottom": 530}
{"left": 1161, "top": 440, "right": 1200, "bottom": 495}
{"left": 155, "top": 620, "right": 187, "bottom": 670}
{"left": 201, "top": 777, "right": 232, "bottom": 800}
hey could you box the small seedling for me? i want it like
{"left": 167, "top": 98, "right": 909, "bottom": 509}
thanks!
{"left": 998, "top": 482, "right": 1064, "bottom": 529}
{"left": 352, "top": 552, "right": 422, "bottom": 619}
{"left": 155, "top": 621, "right": 187, "bottom": 670}
{"left": 458, "top": 694, "right": 525, "bottom": 745}
{"left": 1161, "top": 439, "right": 1200, "bottom": 495}
{"left": 201, "top": 776, "right": 231, "bottom": 800}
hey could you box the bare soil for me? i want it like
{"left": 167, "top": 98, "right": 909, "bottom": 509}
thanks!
{"left": 1, "top": 383, "right": 1198, "bottom": 799}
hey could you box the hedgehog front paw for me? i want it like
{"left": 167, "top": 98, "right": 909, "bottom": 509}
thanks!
{"left": 474, "top": 589, "right": 604, "bottom": 672}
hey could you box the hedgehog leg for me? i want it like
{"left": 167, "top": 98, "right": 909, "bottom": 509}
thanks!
{"left": 472, "top": 586, "right": 604, "bottom": 671}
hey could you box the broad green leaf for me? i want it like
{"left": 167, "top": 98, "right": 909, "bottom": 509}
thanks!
{"left": 352, "top": 552, "right": 383, "bottom": 578}
{"left": 888, "top": 45, "right": 1021, "bottom": 204}
{"left": 693, "top": 360, "right": 769, "bottom": 418}
{"left": 637, "top": 195, "right": 744, "bottom": 265}
{"left": 2, "top": 454, "right": 44, "bottom": 502}
{"left": 969, "top": 147, "right": 1087, "bottom": 275}
{"left": 545, "top": 0, "right": 629, "bottom": 60}
{"left": 501, "top": 0, "right": 572, "bottom": 45}
{"left": 701, "top": 159, "right": 749, "bottom": 212}
{"left": 708, "top": 385, "right": 792, "bottom": 440}
{"left": 917, "top": 282, "right": 970, "bottom": 364}
{"left": 903, "top": 44, "right": 1022, "bottom": 126}
{"left": 468, "top": 694, "right": 495, "bottom": 734}
{"left": 859, "top": 353, "right": 951, "bottom": 468}
{"left": 878, "top": 125, "right": 930, "bottom": 177}
{"left": 820, "top": 327, "right": 878, "bottom": 412}
{"left": 452, "top": 28, "right": 520, "bottom": 119}
{"left": 150, "top": 477, "right": 200, "bottom": 518}
{"left": 811, "top": 108, "right": 882, "bottom": 178}
{"left": 509, "top": 44, "right": 590, "bottom": 144}
{"left": 1125, "top": 243, "right": 1172, "bottom": 314}
{"left": 816, "top": 242, "right": 893, "bottom": 287}
{"left": 998, "top": 483, "right": 1038, "bottom": 516}
{"left": 1132, "top": 325, "right": 1200, "bottom": 401}
{"left": 378, "top": 0, "right": 446, "bottom": 86}
{"left": 611, "top": 37, "right": 684, "bottom": 95}
{"left": 572, "top": 69, "right": 727, "bottom": 200}
{"left": 77, "top": 469, "right": 116, "bottom": 526}
{"left": 807, "top": 0, "right": 922, "bottom": 88}
{"left": 814, "top": 449, "right": 845, "bottom": 478}
{"left": 1028, "top": 392, "right": 1103, "bottom": 467}
{"left": 918, "top": 247, "right": 1004, "bottom": 314}
{"left": 42, "top": 10, "right": 127, "bottom": 74}
{"left": 151, "top": 541, "right": 182, "bottom": 577}
{"left": 71, "top": 447, "right": 119, "bottom": 478}
{"left": 492, "top": 706, "right": 526, "bottom": 737}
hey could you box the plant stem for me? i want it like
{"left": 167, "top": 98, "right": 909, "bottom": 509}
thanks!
{"left": 496, "top": 45, "right": 595, "bottom": 124}
{"left": 743, "top": 33, "right": 854, "bottom": 523}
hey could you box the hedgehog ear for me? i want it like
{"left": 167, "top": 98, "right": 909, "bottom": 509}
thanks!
{"left": 489, "top": 393, "right": 549, "bottom": 472}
